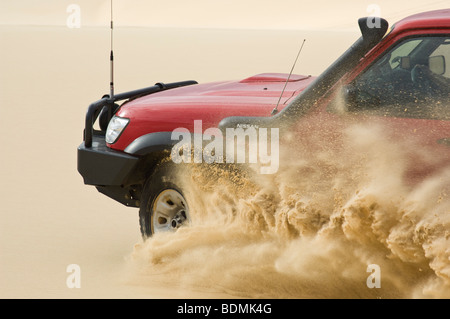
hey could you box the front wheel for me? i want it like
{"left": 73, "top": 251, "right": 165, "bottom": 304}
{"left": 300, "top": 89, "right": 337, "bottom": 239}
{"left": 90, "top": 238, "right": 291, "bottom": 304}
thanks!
{"left": 139, "top": 162, "right": 191, "bottom": 239}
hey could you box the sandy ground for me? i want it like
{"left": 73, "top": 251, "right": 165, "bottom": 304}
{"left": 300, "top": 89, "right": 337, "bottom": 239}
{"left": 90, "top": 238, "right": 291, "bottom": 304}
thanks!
{"left": 1, "top": 2, "right": 450, "bottom": 299}
{"left": 0, "top": 24, "right": 357, "bottom": 298}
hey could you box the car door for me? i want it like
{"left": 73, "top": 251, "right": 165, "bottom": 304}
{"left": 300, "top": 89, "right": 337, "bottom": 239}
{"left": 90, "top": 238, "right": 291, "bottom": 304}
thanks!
{"left": 335, "top": 33, "right": 450, "bottom": 183}
{"left": 289, "top": 32, "right": 450, "bottom": 185}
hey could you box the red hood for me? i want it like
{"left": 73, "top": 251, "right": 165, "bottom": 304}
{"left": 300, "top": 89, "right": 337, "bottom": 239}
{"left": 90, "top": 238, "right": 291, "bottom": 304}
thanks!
{"left": 112, "top": 73, "right": 314, "bottom": 150}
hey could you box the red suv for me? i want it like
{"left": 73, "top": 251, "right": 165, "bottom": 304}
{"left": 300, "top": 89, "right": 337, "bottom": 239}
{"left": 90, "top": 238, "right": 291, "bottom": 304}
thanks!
{"left": 78, "top": 10, "right": 450, "bottom": 238}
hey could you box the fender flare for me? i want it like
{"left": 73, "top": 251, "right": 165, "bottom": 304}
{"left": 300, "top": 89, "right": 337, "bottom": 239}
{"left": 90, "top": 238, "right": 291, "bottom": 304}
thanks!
{"left": 124, "top": 131, "right": 177, "bottom": 156}
{"left": 124, "top": 131, "right": 214, "bottom": 158}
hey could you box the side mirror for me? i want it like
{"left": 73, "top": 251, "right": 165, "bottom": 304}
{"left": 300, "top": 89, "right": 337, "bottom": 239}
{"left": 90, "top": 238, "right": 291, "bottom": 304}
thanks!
{"left": 400, "top": 56, "right": 411, "bottom": 70}
{"left": 429, "top": 55, "right": 446, "bottom": 75}
{"left": 391, "top": 56, "right": 410, "bottom": 69}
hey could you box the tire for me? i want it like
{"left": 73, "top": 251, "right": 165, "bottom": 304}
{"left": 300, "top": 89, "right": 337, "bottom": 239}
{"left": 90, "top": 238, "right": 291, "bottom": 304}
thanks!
{"left": 139, "top": 161, "right": 191, "bottom": 239}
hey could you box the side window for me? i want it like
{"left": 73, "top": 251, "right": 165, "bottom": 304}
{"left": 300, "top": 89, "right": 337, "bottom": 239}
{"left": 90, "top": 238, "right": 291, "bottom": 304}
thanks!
{"left": 337, "top": 36, "right": 450, "bottom": 120}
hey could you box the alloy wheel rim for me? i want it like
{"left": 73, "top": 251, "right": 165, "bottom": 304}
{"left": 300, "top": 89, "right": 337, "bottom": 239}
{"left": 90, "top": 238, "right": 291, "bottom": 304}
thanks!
{"left": 151, "top": 189, "right": 190, "bottom": 233}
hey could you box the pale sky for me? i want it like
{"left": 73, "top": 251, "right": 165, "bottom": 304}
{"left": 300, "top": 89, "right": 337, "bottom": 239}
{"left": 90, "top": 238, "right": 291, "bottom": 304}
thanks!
{"left": 1, "top": 0, "right": 450, "bottom": 30}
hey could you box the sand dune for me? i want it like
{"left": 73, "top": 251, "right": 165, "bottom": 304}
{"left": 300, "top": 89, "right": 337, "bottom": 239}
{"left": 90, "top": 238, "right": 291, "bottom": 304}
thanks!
{"left": 1, "top": 1, "right": 449, "bottom": 298}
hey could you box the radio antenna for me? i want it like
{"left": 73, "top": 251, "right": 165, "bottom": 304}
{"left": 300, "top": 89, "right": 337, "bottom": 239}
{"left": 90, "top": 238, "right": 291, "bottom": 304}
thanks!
{"left": 272, "top": 39, "right": 306, "bottom": 115}
{"left": 109, "top": 0, "right": 114, "bottom": 99}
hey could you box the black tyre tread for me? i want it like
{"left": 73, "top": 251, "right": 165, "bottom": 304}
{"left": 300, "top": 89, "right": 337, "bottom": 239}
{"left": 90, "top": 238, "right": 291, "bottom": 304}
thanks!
{"left": 138, "top": 161, "right": 187, "bottom": 239}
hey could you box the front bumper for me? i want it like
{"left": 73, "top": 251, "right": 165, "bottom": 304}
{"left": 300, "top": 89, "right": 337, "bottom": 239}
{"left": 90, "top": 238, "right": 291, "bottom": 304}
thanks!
{"left": 77, "top": 133, "right": 142, "bottom": 207}
{"left": 78, "top": 80, "right": 198, "bottom": 207}
{"left": 77, "top": 134, "right": 139, "bottom": 186}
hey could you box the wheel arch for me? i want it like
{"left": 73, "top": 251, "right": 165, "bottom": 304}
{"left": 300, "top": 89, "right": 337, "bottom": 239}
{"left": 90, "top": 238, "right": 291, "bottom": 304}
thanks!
{"left": 124, "top": 131, "right": 178, "bottom": 156}
{"left": 123, "top": 132, "right": 180, "bottom": 203}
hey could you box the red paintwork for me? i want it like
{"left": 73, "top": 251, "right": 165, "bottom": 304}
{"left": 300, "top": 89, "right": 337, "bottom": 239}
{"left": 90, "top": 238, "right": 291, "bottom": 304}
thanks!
{"left": 110, "top": 10, "right": 450, "bottom": 183}
{"left": 111, "top": 73, "right": 314, "bottom": 150}
{"left": 391, "top": 9, "right": 450, "bottom": 31}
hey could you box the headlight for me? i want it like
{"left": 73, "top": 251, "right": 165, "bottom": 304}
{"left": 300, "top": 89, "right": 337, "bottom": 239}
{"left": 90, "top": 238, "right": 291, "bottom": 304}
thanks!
{"left": 105, "top": 116, "right": 129, "bottom": 144}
